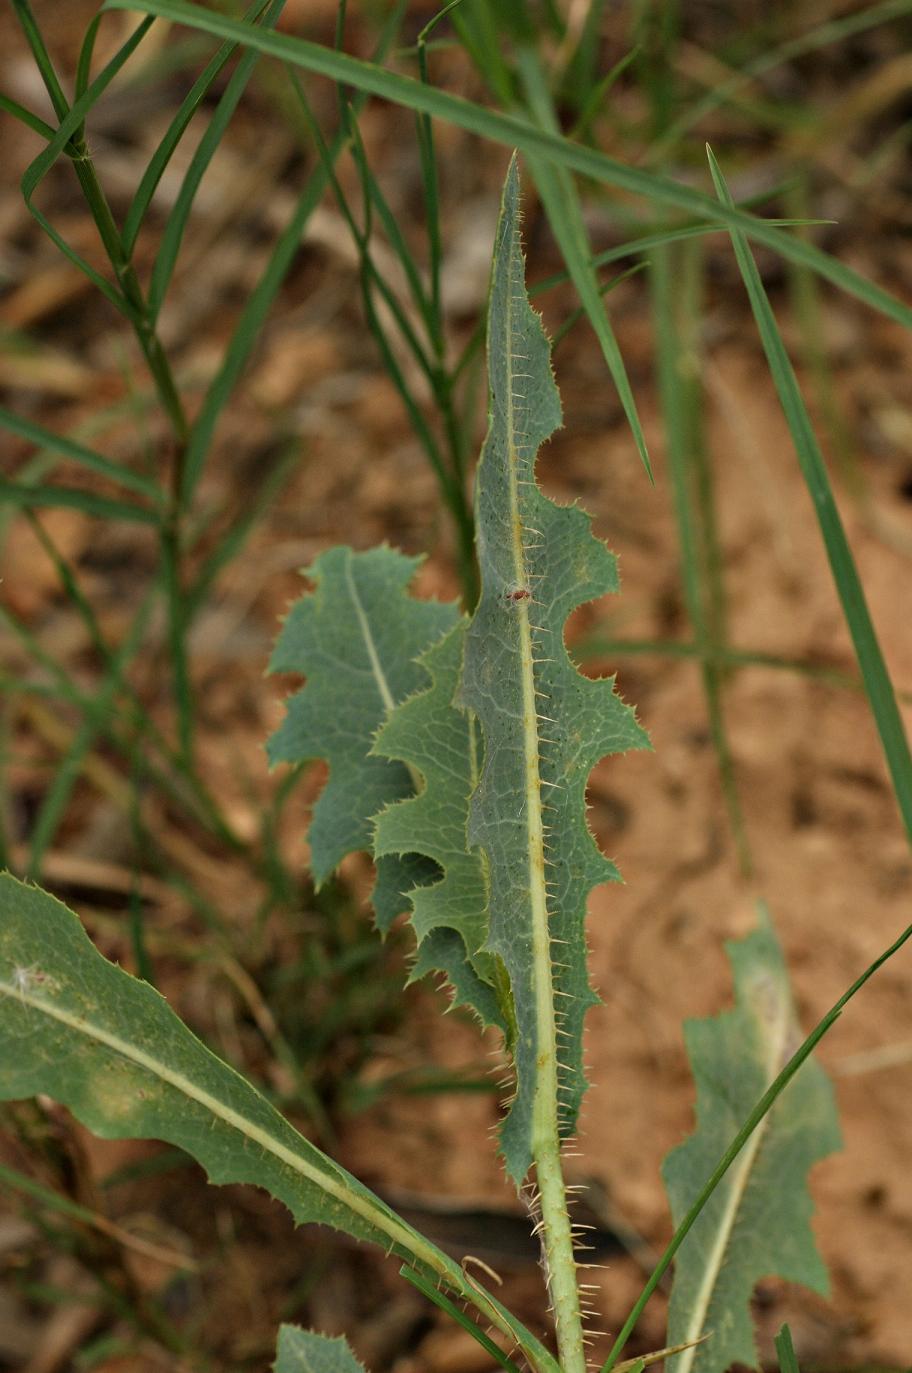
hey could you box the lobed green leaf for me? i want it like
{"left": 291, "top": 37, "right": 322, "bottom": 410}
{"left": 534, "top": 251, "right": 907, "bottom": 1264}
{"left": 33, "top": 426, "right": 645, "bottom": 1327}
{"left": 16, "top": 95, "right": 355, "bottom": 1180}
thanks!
{"left": 662, "top": 913, "right": 840, "bottom": 1373}
{"left": 460, "top": 156, "right": 648, "bottom": 1181}
{"left": 372, "top": 621, "right": 510, "bottom": 1033}
{"left": 267, "top": 545, "right": 458, "bottom": 928}
{"left": 273, "top": 1327, "right": 366, "bottom": 1373}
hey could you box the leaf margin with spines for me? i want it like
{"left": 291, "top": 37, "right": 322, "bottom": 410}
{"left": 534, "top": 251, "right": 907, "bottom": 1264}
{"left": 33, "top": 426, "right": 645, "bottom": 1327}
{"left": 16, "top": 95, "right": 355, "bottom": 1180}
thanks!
{"left": 273, "top": 1325, "right": 367, "bottom": 1373}
{"left": 371, "top": 619, "right": 511, "bottom": 1034}
{"left": 459, "top": 153, "right": 650, "bottom": 1182}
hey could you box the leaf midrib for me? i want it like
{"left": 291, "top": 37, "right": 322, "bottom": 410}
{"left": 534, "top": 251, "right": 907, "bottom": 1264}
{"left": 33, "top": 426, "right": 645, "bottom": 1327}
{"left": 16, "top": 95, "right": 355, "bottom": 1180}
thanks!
{"left": 502, "top": 228, "right": 557, "bottom": 1138}
{"left": 344, "top": 552, "right": 396, "bottom": 715}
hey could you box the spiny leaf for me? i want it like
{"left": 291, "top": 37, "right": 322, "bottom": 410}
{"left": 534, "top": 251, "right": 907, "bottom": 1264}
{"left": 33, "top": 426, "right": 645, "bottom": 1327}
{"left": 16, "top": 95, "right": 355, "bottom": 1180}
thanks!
{"left": 267, "top": 545, "right": 458, "bottom": 928}
{"left": 662, "top": 912, "right": 841, "bottom": 1373}
{"left": 0, "top": 872, "right": 556, "bottom": 1372}
{"left": 410, "top": 926, "right": 507, "bottom": 1032}
{"left": 460, "top": 156, "right": 649, "bottom": 1181}
{"left": 274, "top": 1327, "right": 366, "bottom": 1373}
{"left": 372, "top": 621, "right": 510, "bottom": 1034}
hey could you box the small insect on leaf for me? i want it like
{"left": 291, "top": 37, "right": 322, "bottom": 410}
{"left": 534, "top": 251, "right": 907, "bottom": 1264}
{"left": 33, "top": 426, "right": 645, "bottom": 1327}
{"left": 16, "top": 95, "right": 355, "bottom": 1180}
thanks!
{"left": 10, "top": 965, "right": 55, "bottom": 1000}
{"left": 505, "top": 585, "right": 532, "bottom": 603}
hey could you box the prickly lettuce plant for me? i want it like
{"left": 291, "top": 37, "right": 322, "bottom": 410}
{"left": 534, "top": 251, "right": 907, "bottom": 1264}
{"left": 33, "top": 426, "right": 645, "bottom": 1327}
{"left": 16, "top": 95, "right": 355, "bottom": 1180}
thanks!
{"left": 1, "top": 158, "right": 908, "bottom": 1373}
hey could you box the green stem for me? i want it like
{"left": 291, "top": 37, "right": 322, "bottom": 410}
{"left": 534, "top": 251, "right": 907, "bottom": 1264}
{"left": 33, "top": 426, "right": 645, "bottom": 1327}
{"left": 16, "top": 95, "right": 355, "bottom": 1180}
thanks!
{"left": 12, "top": 0, "right": 194, "bottom": 762}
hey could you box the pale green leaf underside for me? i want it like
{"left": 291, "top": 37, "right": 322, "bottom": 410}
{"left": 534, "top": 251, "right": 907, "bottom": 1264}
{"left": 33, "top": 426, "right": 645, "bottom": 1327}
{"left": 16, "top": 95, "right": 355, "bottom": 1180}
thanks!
{"left": 662, "top": 914, "right": 841, "bottom": 1373}
{"left": 267, "top": 545, "right": 458, "bottom": 928}
{"left": 460, "top": 157, "right": 649, "bottom": 1180}
{"left": 274, "top": 1326, "right": 366, "bottom": 1373}
{"left": 373, "top": 622, "right": 509, "bottom": 1034}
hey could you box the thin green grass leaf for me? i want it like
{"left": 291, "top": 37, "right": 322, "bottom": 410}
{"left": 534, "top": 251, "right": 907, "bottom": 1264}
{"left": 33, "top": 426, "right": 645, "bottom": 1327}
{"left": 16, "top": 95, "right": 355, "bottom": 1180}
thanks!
{"left": 285, "top": 75, "right": 476, "bottom": 598}
{"left": 651, "top": 0, "right": 912, "bottom": 161}
{"left": 20, "top": 515, "right": 213, "bottom": 840}
{"left": 123, "top": 0, "right": 275, "bottom": 254}
{"left": 450, "top": 0, "right": 515, "bottom": 105}
{"left": 574, "top": 635, "right": 912, "bottom": 702}
{"left": 0, "top": 91, "right": 56, "bottom": 139}
{"left": 399, "top": 1267, "right": 523, "bottom": 1373}
{"left": 0, "top": 480, "right": 158, "bottom": 524}
{"left": 0, "top": 409, "right": 160, "bottom": 501}
{"left": 550, "top": 263, "right": 645, "bottom": 353}
{"left": 102, "top": 0, "right": 912, "bottom": 330}
{"left": 185, "top": 441, "right": 298, "bottom": 618}
{"left": 10, "top": 0, "right": 75, "bottom": 122}
{"left": 651, "top": 244, "right": 751, "bottom": 873}
{"left": 17, "top": 13, "right": 155, "bottom": 317}
{"left": 160, "top": 527, "right": 193, "bottom": 766}
{"left": 178, "top": 2, "right": 407, "bottom": 511}
{"left": 147, "top": 0, "right": 287, "bottom": 319}
{"left": 533, "top": 218, "right": 827, "bottom": 298}
{"left": 774, "top": 1325, "right": 800, "bottom": 1373}
{"left": 613, "top": 1335, "right": 711, "bottom": 1372}
{"left": 25, "top": 587, "right": 157, "bottom": 878}
{"left": 415, "top": 4, "right": 459, "bottom": 352}
{"left": 706, "top": 146, "right": 912, "bottom": 844}
{"left": 516, "top": 46, "right": 651, "bottom": 477}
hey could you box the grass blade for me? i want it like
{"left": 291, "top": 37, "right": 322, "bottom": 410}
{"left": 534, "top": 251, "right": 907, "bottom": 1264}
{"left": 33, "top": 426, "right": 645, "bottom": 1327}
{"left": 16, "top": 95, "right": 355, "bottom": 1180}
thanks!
{"left": 178, "top": 2, "right": 407, "bottom": 512}
{"left": 123, "top": 0, "right": 275, "bottom": 254}
{"left": 101, "top": 0, "right": 912, "bottom": 330}
{"left": 147, "top": 0, "right": 287, "bottom": 319}
{"left": 651, "top": 243, "right": 751, "bottom": 873}
{"left": 706, "top": 146, "right": 912, "bottom": 844}
{"left": 0, "top": 408, "right": 161, "bottom": 501}
{"left": 650, "top": 0, "right": 912, "bottom": 162}
{"left": 0, "top": 91, "right": 56, "bottom": 139}
{"left": 0, "top": 480, "right": 159, "bottom": 523}
{"left": 399, "top": 1266, "right": 523, "bottom": 1373}
{"left": 16, "top": 8, "right": 155, "bottom": 317}
{"left": 775, "top": 1325, "right": 801, "bottom": 1373}
{"left": 516, "top": 46, "right": 651, "bottom": 477}
{"left": 25, "top": 588, "right": 157, "bottom": 878}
